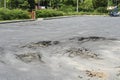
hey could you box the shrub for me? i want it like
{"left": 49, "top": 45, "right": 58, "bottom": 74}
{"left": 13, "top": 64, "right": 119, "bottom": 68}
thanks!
{"left": 79, "top": 0, "right": 94, "bottom": 12}
{"left": 0, "top": 8, "right": 12, "bottom": 20}
{"left": 0, "top": 8, "right": 30, "bottom": 20}
{"left": 59, "top": 5, "right": 75, "bottom": 12}
{"left": 95, "top": 7, "right": 108, "bottom": 13}
{"left": 11, "top": 9, "right": 30, "bottom": 19}
{"left": 36, "top": 9, "right": 64, "bottom": 18}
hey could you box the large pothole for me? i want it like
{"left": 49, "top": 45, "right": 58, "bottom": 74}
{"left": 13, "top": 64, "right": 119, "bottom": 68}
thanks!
{"left": 15, "top": 52, "right": 43, "bottom": 63}
{"left": 21, "top": 41, "right": 60, "bottom": 49}
{"left": 69, "top": 36, "right": 117, "bottom": 42}
{"left": 15, "top": 36, "right": 118, "bottom": 62}
{"left": 65, "top": 47, "right": 100, "bottom": 59}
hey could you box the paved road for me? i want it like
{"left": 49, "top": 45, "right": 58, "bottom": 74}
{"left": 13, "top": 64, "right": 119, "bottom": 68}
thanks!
{"left": 0, "top": 16, "right": 120, "bottom": 47}
{"left": 0, "top": 16, "right": 120, "bottom": 80}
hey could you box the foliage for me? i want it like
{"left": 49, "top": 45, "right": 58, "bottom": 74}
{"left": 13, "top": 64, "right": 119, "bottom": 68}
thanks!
{"left": 79, "top": 0, "right": 94, "bottom": 12}
{"left": 108, "top": 0, "right": 114, "bottom": 6}
{"left": 0, "top": 8, "right": 30, "bottom": 20}
{"left": 92, "top": 0, "right": 108, "bottom": 9}
{"left": 36, "top": 9, "right": 64, "bottom": 18}
{"left": 59, "top": 5, "right": 75, "bottom": 12}
{"left": 63, "top": 11, "right": 107, "bottom": 16}
{"left": 28, "top": 0, "right": 35, "bottom": 11}
{"left": 63, "top": 0, "right": 76, "bottom": 6}
{"left": 0, "top": 0, "right": 119, "bottom": 21}
{"left": 94, "top": 7, "right": 108, "bottom": 13}
{"left": 19, "top": 1, "right": 30, "bottom": 10}
{"left": 7, "top": 0, "right": 24, "bottom": 9}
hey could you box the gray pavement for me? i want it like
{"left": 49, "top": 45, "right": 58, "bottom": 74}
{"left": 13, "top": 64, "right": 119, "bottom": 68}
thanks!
{"left": 0, "top": 16, "right": 120, "bottom": 46}
{"left": 0, "top": 16, "right": 120, "bottom": 80}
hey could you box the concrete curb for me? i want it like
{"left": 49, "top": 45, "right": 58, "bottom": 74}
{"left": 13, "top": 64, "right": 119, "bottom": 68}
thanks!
{"left": 0, "top": 16, "right": 73, "bottom": 24}
{"left": 37, "top": 15, "right": 108, "bottom": 20}
{"left": 0, "top": 19, "right": 36, "bottom": 24}
{"left": 36, "top": 16, "right": 76, "bottom": 21}
{"left": 43, "top": 16, "right": 77, "bottom": 20}
{"left": 0, "top": 15, "right": 108, "bottom": 24}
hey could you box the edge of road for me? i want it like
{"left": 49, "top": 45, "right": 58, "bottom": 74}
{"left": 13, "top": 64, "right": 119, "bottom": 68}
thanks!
{"left": 0, "top": 19, "right": 36, "bottom": 24}
{"left": 0, "top": 15, "right": 108, "bottom": 24}
{"left": 41, "top": 15, "right": 108, "bottom": 20}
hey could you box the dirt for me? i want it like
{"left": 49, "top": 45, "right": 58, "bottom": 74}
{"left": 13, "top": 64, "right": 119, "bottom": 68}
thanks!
{"left": 86, "top": 70, "right": 108, "bottom": 79}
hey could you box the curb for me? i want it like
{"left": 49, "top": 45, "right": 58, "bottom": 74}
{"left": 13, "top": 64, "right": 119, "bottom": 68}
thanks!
{"left": 36, "top": 16, "right": 75, "bottom": 21}
{"left": 0, "top": 15, "right": 108, "bottom": 24}
{"left": 43, "top": 15, "right": 87, "bottom": 20}
{"left": 43, "top": 16, "right": 77, "bottom": 20}
{"left": 0, "top": 19, "right": 36, "bottom": 24}
{"left": 38, "top": 15, "right": 108, "bottom": 20}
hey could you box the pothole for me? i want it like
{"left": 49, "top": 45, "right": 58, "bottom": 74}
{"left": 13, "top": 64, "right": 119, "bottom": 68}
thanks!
{"left": 21, "top": 41, "right": 60, "bottom": 49}
{"left": 69, "top": 36, "right": 117, "bottom": 42}
{"left": 86, "top": 70, "right": 108, "bottom": 79}
{"left": 15, "top": 52, "right": 43, "bottom": 63}
{"left": 65, "top": 47, "right": 100, "bottom": 59}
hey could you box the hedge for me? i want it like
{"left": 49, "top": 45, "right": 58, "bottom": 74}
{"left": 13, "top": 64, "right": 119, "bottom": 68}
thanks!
{"left": 0, "top": 8, "right": 30, "bottom": 20}
{"left": 36, "top": 9, "right": 64, "bottom": 18}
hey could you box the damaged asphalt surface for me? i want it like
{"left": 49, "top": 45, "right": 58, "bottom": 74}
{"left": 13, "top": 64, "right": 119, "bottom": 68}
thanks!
{"left": 0, "top": 16, "right": 120, "bottom": 80}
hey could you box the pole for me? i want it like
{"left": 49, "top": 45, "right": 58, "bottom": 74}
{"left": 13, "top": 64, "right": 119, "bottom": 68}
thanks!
{"left": 38, "top": 0, "right": 40, "bottom": 9}
{"left": 77, "top": 0, "right": 78, "bottom": 12}
{"left": 4, "top": 0, "right": 6, "bottom": 8}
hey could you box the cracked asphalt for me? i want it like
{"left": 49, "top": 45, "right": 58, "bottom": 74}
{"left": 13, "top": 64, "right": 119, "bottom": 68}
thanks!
{"left": 0, "top": 16, "right": 120, "bottom": 80}
{"left": 0, "top": 16, "right": 120, "bottom": 46}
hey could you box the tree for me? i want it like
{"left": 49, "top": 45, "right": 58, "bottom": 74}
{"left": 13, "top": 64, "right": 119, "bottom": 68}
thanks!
{"left": 92, "top": 0, "right": 108, "bottom": 9}
{"left": 79, "top": 0, "right": 93, "bottom": 12}
{"left": 28, "top": 0, "right": 35, "bottom": 11}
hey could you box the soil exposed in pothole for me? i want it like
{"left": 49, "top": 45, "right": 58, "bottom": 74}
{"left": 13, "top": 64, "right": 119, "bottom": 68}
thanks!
{"left": 85, "top": 70, "right": 108, "bottom": 79}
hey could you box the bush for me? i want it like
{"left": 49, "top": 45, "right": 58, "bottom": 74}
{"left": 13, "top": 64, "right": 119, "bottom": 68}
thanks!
{"left": 0, "top": 8, "right": 12, "bottom": 20}
{"left": 59, "top": 5, "right": 75, "bottom": 12}
{"left": 36, "top": 9, "right": 64, "bottom": 18}
{"left": 11, "top": 9, "right": 30, "bottom": 19}
{"left": 0, "top": 8, "right": 30, "bottom": 20}
{"left": 79, "top": 0, "right": 94, "bottom": 12}
{"left": 95, "top": 7, "right": 108, "bottom": 13}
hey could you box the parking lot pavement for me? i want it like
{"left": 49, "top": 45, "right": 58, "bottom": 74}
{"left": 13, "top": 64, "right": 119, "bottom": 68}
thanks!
{"left": 0, "top": 16, "right": 120, "bottom": 80}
